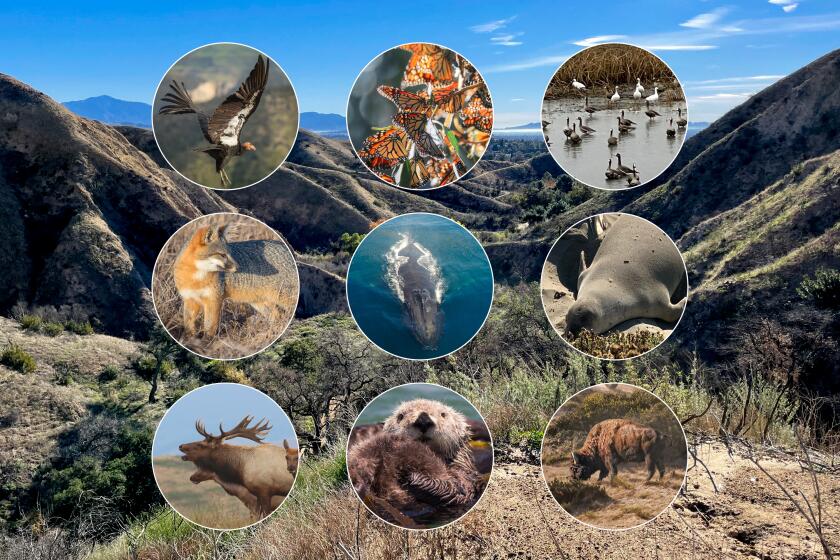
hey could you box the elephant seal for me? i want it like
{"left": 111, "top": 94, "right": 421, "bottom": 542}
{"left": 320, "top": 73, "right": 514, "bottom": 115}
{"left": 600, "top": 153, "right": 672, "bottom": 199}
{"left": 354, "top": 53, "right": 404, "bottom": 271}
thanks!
{"left": 565, "top": 214, "right": 687, "bottom": 336}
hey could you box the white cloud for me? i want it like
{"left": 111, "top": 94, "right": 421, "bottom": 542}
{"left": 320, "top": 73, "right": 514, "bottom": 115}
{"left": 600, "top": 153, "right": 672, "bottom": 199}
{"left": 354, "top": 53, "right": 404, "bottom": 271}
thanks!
{"left": 485, "top": 54, "right": 569, "bottom": 73}
{"left": 470, "top": 16, "right": 516, "bottom": 33}
{"left": 692, "top": 93, "right": 753, "bottom": 100}
{"left": 686, "top": 75, "right": 785, "bottom": 85}
{"left": 681, "top": 7, "right": 729, "bottom": 29}
{"left": 510, "top": 98, "right": 525, "bottom": 102}
{"left": 491, "top": 33, "right": 524, "bottom": 47}
{"left": 573, "top": 34, "right": 628, "bottom": 47}
{"left": 638, "top": 44, "right": 718, "bottom": 51}
{"left": 769, "top": 0, "right": 799, "bottom": 11}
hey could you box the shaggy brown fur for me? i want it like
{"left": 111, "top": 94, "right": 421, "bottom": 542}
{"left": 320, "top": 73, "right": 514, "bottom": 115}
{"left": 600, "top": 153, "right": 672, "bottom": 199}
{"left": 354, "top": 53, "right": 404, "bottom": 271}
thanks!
{"left": 348, "top": 399, "right": 482, "bottom": 527}
{"left": 571, "top": 419, "right": 666, "bottom": 482}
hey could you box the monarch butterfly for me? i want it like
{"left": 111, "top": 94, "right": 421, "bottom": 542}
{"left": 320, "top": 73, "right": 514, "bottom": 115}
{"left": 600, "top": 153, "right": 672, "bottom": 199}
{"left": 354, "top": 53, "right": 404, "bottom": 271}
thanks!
{"left": 400, "top": 43, "right": 453, "bottom": 87}
{"left": 408, "top": 158, "right": 430, "bottom": 188}
{"left": 460, "top": 96, "right": 493, "bottom": 132}
{"left": 392, "top": 112, "right": 445, "bottom": 159}
{"left": 360, "top": 127, "right": 409, "bottom": 169}
{"left": 430, "top": 158, "right": 456, "bottom": 186}
{"left": 431, "top": 82, "right": 482, "bottom": 113}
{"left": 377, "top": 86, "right": 433, "bottom": 116}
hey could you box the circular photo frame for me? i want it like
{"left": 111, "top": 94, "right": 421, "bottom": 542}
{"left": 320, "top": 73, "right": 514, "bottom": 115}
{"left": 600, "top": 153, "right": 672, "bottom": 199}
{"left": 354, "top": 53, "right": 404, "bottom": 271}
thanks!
{"left": 152, "top": 383, "right": 300, "bottom": 530}
{"left": 540, "top": 213, "right": 688, "bottom": 360}
{"left": 540, "top": 382, "right": 688, "bottom": 530}
{"left": 347, "top": 43, "right": 493, "bottom": 190}
{"left": 152, "top": 42, "right": 299, "bottom": 190}
{"left": 346, "top": 382, "right": 494, "bottom": 530}
{"left": 541, "top": 43, "right": 688, "bottom": 190}
{"left": 151, "top": 212, "right": 300, "bottom": 360}
{"left": 346, "top": 212, "right": 494, "bottom": 360}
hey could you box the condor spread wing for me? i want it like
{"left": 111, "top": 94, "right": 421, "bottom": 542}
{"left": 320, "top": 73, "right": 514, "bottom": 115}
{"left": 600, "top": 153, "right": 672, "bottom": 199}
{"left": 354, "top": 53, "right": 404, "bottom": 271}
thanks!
{"left": 208, "top": 55, "right": 269, "bottom": 147}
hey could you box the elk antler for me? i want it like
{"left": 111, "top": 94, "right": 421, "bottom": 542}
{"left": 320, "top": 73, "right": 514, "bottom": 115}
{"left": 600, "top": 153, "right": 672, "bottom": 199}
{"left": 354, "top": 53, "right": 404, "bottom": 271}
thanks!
{"left": 218, "top": 415, "right": 272, "bottom": 443}
{"left": 195, "top": 419, "right": 214, "bottom": 440}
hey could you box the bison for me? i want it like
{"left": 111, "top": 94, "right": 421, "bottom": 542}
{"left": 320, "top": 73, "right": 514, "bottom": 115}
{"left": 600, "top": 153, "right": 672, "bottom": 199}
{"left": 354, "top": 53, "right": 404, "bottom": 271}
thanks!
{"left": 570, "top": 419, "right": 667, "bottom": 483}
{"left": 179, "top": 416, "right": 297, "bottom": 519}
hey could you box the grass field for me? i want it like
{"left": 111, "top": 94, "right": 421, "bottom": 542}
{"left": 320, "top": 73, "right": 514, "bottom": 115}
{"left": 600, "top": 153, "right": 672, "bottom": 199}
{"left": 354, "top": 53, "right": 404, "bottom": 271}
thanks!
{"left": 153, "top": 455, "right": 257, "bottom": 529}
{"left": 544, "top": 461, "right": 685, "bottom": 529}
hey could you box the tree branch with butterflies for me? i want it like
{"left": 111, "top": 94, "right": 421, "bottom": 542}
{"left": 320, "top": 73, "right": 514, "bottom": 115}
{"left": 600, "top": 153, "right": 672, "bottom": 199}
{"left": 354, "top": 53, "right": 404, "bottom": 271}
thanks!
{"left": 356, "top": 43, "right": 493, "bottom": 190}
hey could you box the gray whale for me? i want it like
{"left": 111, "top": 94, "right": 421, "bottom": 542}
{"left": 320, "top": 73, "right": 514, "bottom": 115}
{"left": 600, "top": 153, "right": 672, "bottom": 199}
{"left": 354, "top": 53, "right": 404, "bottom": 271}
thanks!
{"left": 391, "top": 238, "right": 442, "bottom": 347}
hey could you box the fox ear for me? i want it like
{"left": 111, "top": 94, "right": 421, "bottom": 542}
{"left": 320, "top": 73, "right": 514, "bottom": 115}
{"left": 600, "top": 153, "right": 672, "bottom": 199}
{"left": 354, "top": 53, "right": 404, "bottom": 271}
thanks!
{"left": 283, "top": 439, "right": 289, "bottom": 450}
{"left": 202, "top": 225, "right": 227, "bottom": 243}
{"left": 194, "top": 226, "right": 211, "bottom": 245}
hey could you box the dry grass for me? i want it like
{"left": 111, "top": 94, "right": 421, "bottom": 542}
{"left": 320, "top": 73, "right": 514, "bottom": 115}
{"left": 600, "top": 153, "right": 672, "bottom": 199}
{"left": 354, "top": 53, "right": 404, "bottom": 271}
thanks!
{"left": 241, "top": 487, "right": 496, "bottom": 560}
{"left": 153, "top": 455, "right": 257, "bottom": 530}
{"left": 152, "top": 214, "right": 298, "bottom": 359}
{"left": 568, "top": 328, "right": 665, "bottom": 359}
{"left": 545, "top": 43, "right": 684, "bottom": 100}
{"left": 544, "top": 462, "right": 685, "bottom": 529}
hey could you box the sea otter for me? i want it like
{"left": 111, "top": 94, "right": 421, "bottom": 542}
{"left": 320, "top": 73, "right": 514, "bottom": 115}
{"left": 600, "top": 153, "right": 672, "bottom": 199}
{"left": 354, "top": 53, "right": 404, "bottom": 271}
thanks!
{"left": 348, "top": 399, "right": 484, "bottom": 527}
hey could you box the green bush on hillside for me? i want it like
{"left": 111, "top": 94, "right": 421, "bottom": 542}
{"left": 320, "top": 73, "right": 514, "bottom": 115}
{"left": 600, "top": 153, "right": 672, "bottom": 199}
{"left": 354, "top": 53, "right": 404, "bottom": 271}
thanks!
{"left": 65, "top": 320, "right": 94, "bottom": 335}
{"left": 19, "top": 314, "right": 43, "bottom": 332}
{"left": 43, "top": 321, "right": 64, "bottom": 337}
{"left": 1, "top": 343, "right": 36, "bottom": 374}
{"left": 797, "top": 268, "right": 840, "bottom": 309}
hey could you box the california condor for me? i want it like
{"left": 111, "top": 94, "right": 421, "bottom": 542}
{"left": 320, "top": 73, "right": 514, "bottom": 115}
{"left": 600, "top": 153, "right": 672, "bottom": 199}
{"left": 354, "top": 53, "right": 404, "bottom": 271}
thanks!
{"left": 159, "top": 55, "right": 269, "bottom": 187}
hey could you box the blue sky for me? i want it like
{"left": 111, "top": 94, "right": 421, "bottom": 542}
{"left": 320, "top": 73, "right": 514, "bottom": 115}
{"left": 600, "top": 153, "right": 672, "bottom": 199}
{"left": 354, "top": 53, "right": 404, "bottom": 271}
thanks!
{"left": 2, "top": 1, "right": 838, "bottom": 126}
{"left": 153, "top": 383, "right": 296, "bottom": 456}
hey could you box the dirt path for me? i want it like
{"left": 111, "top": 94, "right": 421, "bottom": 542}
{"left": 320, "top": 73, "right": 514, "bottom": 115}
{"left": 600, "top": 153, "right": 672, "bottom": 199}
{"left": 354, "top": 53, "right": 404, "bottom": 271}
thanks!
{"left": 451, "top": 440, "right": 838, "bottom": 559}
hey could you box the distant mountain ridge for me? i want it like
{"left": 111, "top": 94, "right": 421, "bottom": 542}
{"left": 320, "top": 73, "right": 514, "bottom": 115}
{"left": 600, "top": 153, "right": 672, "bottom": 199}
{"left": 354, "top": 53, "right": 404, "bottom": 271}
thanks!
{"left": 63, "top": 95, "right": 151, "bottom": 128}
{"left": 62, "top": 96, "right": 347, "bottom": 135}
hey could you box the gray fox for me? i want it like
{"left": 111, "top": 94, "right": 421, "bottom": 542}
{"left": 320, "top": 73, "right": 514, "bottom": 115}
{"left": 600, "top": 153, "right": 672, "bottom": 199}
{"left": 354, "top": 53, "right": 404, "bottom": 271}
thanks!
{"left": 173, "top": 223, "right": 296, "bottom": 339}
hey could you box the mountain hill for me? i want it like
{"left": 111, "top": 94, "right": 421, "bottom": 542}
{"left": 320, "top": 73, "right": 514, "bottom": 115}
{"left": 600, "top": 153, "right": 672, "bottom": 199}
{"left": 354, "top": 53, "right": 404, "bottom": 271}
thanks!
{"left": 62, "top": 95, "right": 152, "bottom": 128}
{"left": 299, "top": 111, "right": 346, "bottom": 133}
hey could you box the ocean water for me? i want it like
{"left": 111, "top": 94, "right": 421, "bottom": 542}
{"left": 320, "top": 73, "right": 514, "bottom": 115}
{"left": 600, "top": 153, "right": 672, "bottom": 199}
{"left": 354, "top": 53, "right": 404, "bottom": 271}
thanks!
{"left": 356, "top": 383, "right": 484, "bottom": 425}
{"left": 347, "top": 214, "right": 493, "bottom": 360}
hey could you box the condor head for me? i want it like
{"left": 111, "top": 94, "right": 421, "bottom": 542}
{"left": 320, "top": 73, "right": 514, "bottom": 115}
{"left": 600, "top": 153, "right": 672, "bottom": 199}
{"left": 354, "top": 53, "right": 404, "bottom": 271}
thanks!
{"left": 570, "top": 451, "right": 598, "bottom": 480}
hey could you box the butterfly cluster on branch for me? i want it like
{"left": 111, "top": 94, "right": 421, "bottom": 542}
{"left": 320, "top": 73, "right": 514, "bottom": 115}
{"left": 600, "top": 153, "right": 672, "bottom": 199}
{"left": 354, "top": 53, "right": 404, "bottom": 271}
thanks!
{"left": 358, "top": 43, "right": 493, "bottom": 189}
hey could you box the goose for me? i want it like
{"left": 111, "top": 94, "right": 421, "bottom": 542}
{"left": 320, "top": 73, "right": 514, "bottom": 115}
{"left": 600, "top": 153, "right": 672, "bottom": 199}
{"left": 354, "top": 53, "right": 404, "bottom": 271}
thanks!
{"left": 569, "top": 123, "right": 582, "bottom": 144}
{"left": 644, "top": 101, "right": 661, "bottom": 119}
{"left": 577, "top": 116, "right": 595, "bottom": 134}
{"left": 631, "top": 163, "right": 639, "bottom": 177}
{"left": 617, "top": 116, "right": 634, "bottom": 133}
{"left": 666, "top": 118, "right": 676, "bottom": 137}
{"left": 605, "top": 158, "right": 624, "bottom": 180}
{"left": 619, "top": 110, "right": 636, "bottom": 126}
{"left": 615, "top": 153, "right": 634, "bottom": 175}
{"left": 571, "top": 78, "right": 586, "bottom": 92}
{"left": 635, "top": 78, "right": 645, "bottom": 94}
{"left": 676, "top": 108, "right": 687, "bottom": 128}
{"left": 607, "top": 129, "right": 618, "bottom": 146}
{"left": 584, "top": 96, "right": 596, "bottom": 114}
{"left": 563, "top": 117, "right": 573, "bottom": 138}
{"left": 646, "top": 87, "right": 659, "bottom": 103}
{"left": 633, "top": 88, "right": 642, "bottom": 100}
{"left": 610, "top": 86, "right": 620, "bottom": 104}
{"left": 625, "top": 174, "right": 641, "bottom": 187}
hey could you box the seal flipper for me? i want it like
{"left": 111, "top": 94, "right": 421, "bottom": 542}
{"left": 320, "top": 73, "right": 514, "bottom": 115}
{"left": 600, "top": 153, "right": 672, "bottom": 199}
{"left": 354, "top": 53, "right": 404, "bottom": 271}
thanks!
{"left": 404, "top": 472, "right": 472, "bottom": 506}
{"left": 662, "top": 297, "right": 687, "bottom": 323}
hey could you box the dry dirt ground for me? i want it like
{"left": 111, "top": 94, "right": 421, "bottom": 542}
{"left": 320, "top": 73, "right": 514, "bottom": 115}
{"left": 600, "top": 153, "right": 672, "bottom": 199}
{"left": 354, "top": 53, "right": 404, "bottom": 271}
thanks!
{"left": 246, "top": 439, "right": 838, "bottom": 560}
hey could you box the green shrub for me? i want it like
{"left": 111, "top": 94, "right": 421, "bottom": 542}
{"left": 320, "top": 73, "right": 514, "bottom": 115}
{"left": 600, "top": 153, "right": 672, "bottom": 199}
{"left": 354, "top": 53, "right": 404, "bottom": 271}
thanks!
{"left": 1, "top": 343, "right": 36, "bottom": 374}
{"left": 42, "top": 321, "right": 64, "bottom": 337}
{"left": 19, "top": 314, "right": 43, "bottom": 332}
{"left": 797, "top": 268, "right": 840, "bottom": 309}
{"left": 99, "top": 364, "right": 121, "bottom": 383}
{"left": 64, "top": 320, "right": 94, "bottom": 335}
{"left": 54, "top": 362, "right": 76, "bottom": 386}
